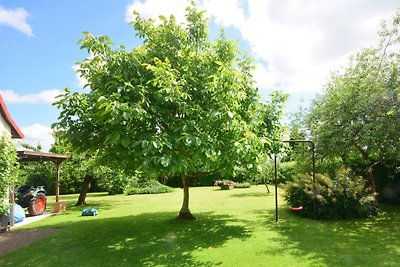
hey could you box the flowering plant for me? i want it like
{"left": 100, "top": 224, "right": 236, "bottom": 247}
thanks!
{"left": 214, "top": 179, "right": 236, "bottom": 190}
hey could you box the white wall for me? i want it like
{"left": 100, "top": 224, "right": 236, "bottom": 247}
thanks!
{"left": 0, "top": 113, "right": 11, "bottom": 135}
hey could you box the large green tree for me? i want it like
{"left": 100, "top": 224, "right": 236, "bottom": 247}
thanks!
{"left": 308, "top": 11, "right": 400, "bottom": 191}
{"left": 53, "top": 5, "right": 285, "bottom": 219}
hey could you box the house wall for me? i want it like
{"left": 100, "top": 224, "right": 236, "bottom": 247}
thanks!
{"left": 0, "top": 114, "right": 12, "bottom": 135}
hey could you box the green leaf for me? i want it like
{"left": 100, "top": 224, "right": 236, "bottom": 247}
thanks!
{"left": 195, "top": 137, "right": 202, "bottom": 146}
{"left": 160, "top": 155, "right": 171, "bottom": 167}
{"left": 152, "top": 141, "right": 159, "bottom": 149}
{"left": 120, "top": 136, "right": 129, "bottom": 148}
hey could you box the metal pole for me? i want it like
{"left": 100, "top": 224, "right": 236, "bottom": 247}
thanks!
{"left": 311, "top": 142, "right": 317, "bottom": 220}
{"left": 274, "top": 154, "right": 278, "bottom": 223}
{"left": 282, "top": 140, "right": 317, "bottom": 220}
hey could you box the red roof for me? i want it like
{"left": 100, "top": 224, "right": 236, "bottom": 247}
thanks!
{"left": 0, "top": 94, "right": 24, "bottom": 139}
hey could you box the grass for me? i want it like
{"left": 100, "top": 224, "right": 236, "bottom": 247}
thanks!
{"left": 1, "top": 185, "right": 400, "bottom": 266}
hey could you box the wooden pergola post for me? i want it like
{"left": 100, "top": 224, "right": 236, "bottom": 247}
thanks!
{"left": 53, "top": 160, "right": 66, "bottom": 212}
{"left": 55, "top": 161, "right": 61, "bottom": 203}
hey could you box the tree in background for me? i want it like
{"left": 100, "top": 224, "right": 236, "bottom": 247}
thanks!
{"left": 18, "top": 133, "right": 132, "bottom": 205}
{"left": 307, "top": 11, "right": 400, "bottom": 192}
{"left": 51, "top": 132, "right": 133, "bottom": 205}
{"left": 50, "top": 133, "right": 97, "bottom": 206}
{"left": 53, "top": 4, "right": 285, "bottom": 220}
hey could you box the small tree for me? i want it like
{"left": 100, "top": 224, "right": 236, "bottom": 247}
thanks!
{"left": 0, "top": 132, "right": 18, "bottom": 215}
{"left": 53, "top": 4, "right": 284, "bottom": 219}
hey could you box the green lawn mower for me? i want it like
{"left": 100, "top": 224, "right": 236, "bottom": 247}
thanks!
{"left": 15, "top": 185, "right": 47, "bottom": 216}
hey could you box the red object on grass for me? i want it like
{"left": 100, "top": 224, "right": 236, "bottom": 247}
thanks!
{"left": 34, "top": 197, "right": 46, "bottom": 214}
{"left": 290, "top": 206, "right": 304, "bottom": 211}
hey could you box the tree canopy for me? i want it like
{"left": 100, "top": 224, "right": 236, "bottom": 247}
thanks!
{"left": 53, "top": 4, "right": 285, "bottom": 219}
{"left": 307, "top": 11, "right": 400, "bottom": 191}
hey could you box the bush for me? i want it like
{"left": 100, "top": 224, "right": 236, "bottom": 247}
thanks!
{"left": 96, "top": 167, "right": 133, "bottom": 195}
{"left": 235, "top": 182, "right": 252, "bottom": 188}
{"left": 125, "top": 179, "right": 173, "bottom": 195}
{"left": 214, "top": 179, "right": 236, "bottom": 190}
{"left": 285, "top": 168, "right": 378, "bottom": 219}
{"left": 164, "top": 173, "right": 249, "bottom": 187}
{"left": 0, "top": 132, "right": 18, "bottom": 214}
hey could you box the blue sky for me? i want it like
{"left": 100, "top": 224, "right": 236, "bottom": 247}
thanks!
{"left": 0, "top": 0, "right": 399, "bottom": 150}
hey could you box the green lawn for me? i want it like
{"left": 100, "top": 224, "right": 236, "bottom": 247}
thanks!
{"left": 1, "top": 185, "right": 400, "bottom": 266}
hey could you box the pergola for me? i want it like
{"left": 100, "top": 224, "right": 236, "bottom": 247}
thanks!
{"left": 8, "top": 150, "right": 69, "bottom": 226}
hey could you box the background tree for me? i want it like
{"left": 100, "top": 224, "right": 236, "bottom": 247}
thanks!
{"left": 51, "top": 132, "right": 133, "bottom": 205}
{"left": 18, "top": 132, "right": 132, "bottom": 205}
{"left": 53, "top": 4, "right": 285, "bottom": 220}
{"left": 50, "top": 133, "right": 97, "bottom": 206}
{"left": 307, "top": 11, "right": 400, "bottom": 193}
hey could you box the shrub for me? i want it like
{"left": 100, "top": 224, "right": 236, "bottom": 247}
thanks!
{"left": 214, "top": 179, "right": 236, "bottom": 190}
{"left": 0, "top": 132, "right": 18, "bottom": 214}
{"left": 285, "top": 168, "right": 378, "bottom": 219}
{"left": 96, "top": 167, "right": 133, "bottom": 195}
{"left": 125, "top": 179, "right": 173, "bottom": 195}
{"left": 235, "top": 182, "right": 252, "bottom": 188}
{"left": 164, "top": 173, "right": 250, "bottom": 187}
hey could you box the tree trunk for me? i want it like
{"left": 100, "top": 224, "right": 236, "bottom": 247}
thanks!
{"left": 354, "top": 145, "right": 377, "bottom": 192}
{"left": 264, "top": 183, "right": 270, "bottom": 193}
{"left": 75, "top": 175, "right": 93, "bottom": 206}
{"left": 364, "top": 166, "right": 376, "bottom": 192}
{"left": 177, "top": 174, "right": 196, "bottom": 220}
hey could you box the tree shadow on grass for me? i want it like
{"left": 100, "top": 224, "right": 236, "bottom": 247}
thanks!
{"left": 1, "top": 212, "right": 251, "bottom": 266}
{"left": 257, "top": 205, "right": 400, "bottom": 266}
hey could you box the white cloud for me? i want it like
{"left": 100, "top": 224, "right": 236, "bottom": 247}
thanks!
{"left": 125, "top": 0, "right": 398, "bottom": 94}
{"left": 202, "top": 0, "right": 245, "bottom": 28}
{"left": 0, "top": 89, "right": 63, "bottom": 104}
{"left": 208, "top": 0, "right": 399, "bottom": 93}
{"left": 125, "top": 0, "right": 191, "bottom": 23}
{"left": 0, "top": 6, "right": 33, "bottom": 36}
{"left": 16, "top": 124, "right": 54, "bottom": 152}
{"left": 72, "top": 64, "right": 87, "bottom": 88}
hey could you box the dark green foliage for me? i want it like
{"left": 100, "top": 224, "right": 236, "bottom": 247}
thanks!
{"left": 374, "top": 162, "right": 400, "bottom": 204}
{"left": 125, "top": 179, "right": 173, "bottom": 195}
{"left": 92, "top": 166, "right": 133, "bottom": 195}
{"left": 18, "top": 162, "right": 56, "bottom": 194}
{"left": 262, "top": 161, "right": 296, "bottom": 184}
{"left": 285, "top": 168, "right": 378, "bottom": 219}
{"left": 164, "top": 173, "right": 250, "bottom": 187}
